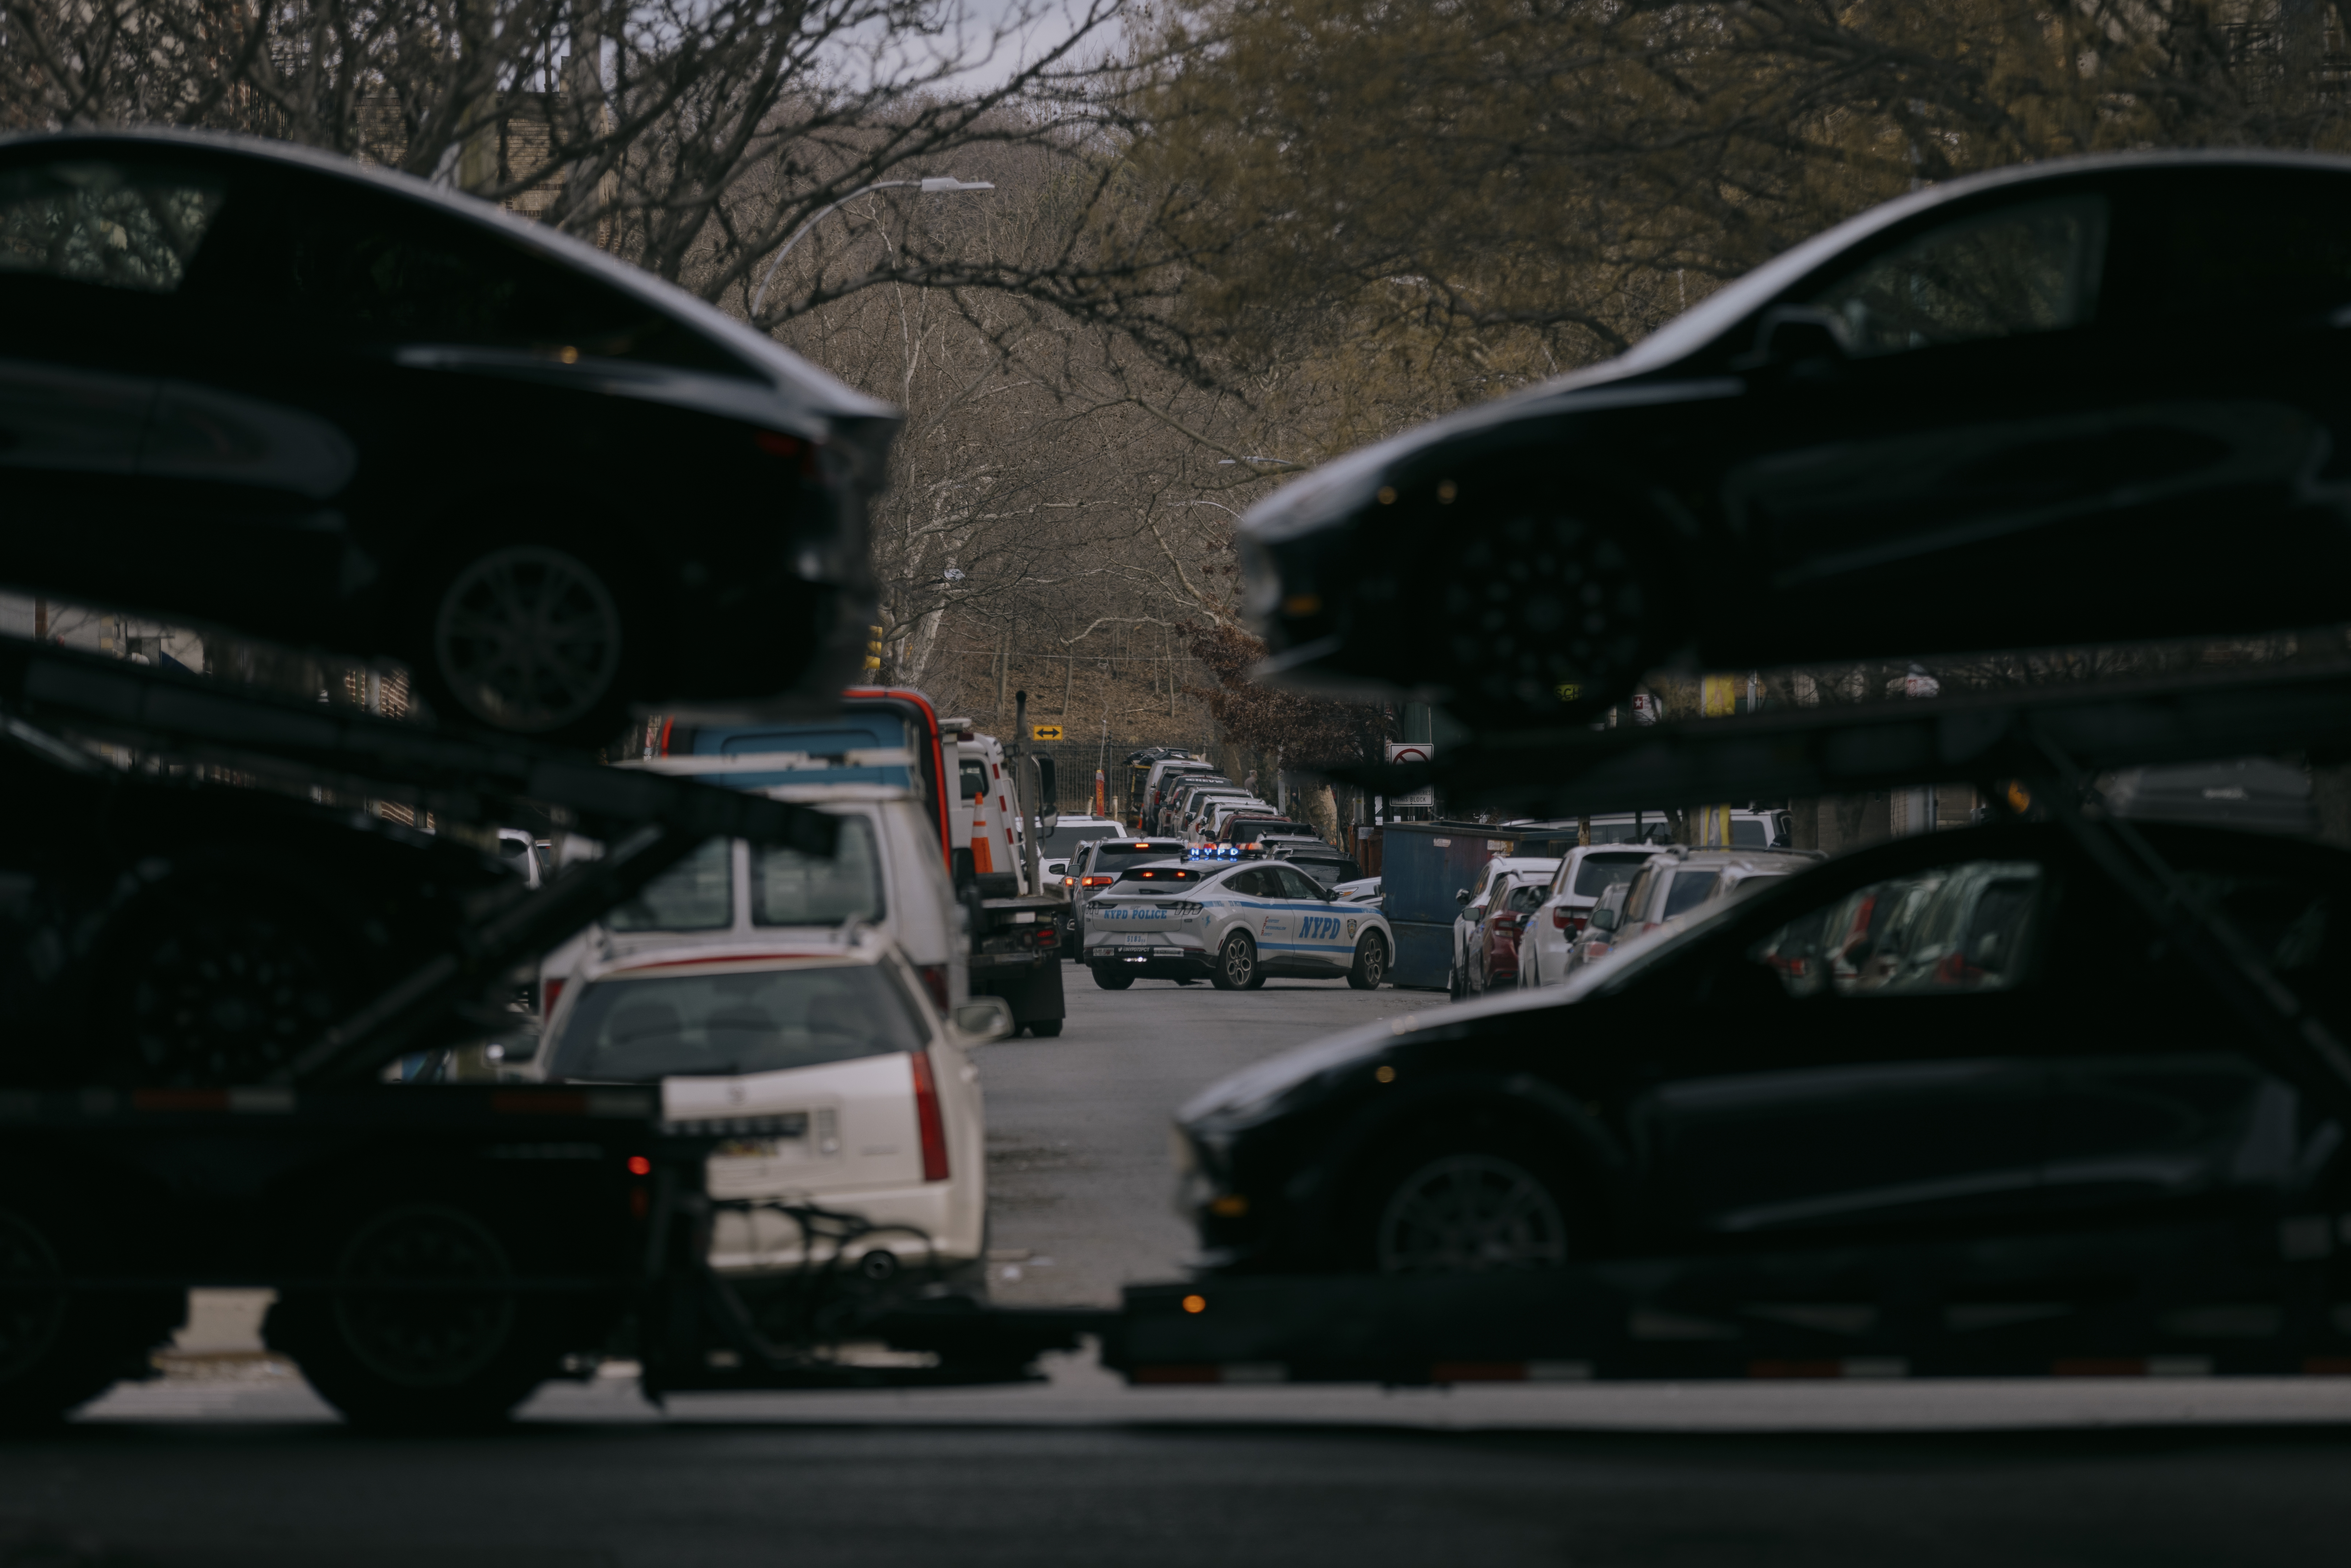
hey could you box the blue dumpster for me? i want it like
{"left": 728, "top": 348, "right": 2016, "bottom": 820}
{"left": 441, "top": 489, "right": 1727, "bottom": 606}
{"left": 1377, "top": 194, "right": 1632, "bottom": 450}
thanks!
{"left": 1376, "top": 821, "right": 1580, "bottom": 990}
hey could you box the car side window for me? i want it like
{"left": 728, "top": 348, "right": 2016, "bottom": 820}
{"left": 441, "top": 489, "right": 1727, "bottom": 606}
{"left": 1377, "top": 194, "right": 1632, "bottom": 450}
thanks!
{"left": 0, "top": 160, "right": 223, "bottom": 295}
{"left": 1749, "top": 860, "right": 2045, "bottom": 997}
{"left": 1807, "top": 195, "right": 2107, "bottom": 357}
{"left": 207, "top": 179, "right": 746, "bottom": 373}
{"left": 1273, "top": 865, "right": 1325, "bottom": 900}
{"left": 2117, "top": 172, "right": 2351, "bottom": 327}
{"left": 1661, "top": 872, "right": 1719, "bottom": 920}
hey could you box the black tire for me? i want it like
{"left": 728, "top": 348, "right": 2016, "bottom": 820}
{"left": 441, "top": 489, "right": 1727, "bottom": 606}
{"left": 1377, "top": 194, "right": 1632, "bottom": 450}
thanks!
{"left": 1090, "top": 964, "right": 1135, "bottom": 991}
{"left": 268, "top": 1202, "right": 556, "bottom": 1431}
{"left": 1347, "top": 931, "right": 1389, "bottom": 991}
{"left": 0, "top": 1208, "right": 177, "bottom": 1427}
{"left": 1446, "top": 960, "right": 1465, "bottom": 1001}
{"left": 415, "top": 542, "right": 635, "bottom": 747}
{"left": 1026, "top": 1018, "right": 1065, "bottom": 1038}
{"left": 1350, "top": 1125, "right": 1578, "bottom": 1275}
{"left": 1211, "top": 932, "right": 1258, "bottom": 991}
{"left": 92, "top": 874, "right": 373, "bottom": 1088}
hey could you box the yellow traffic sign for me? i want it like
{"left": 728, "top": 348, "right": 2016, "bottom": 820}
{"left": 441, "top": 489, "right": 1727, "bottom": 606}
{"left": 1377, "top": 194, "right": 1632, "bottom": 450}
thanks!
{"left": 1032, "top": 724, "right": 1065, "bottom": 741}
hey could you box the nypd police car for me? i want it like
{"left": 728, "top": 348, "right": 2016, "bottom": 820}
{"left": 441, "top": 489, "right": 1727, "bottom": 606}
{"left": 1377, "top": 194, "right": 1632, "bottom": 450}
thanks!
{"left": 1081, "top": 859, "right": 1392, "bottom": 991}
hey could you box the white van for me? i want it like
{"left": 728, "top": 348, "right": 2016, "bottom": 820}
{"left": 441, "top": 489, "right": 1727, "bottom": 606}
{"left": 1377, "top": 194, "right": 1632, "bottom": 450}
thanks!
{"left": 535, "top": 782, "right": 967, "bottom": 1028}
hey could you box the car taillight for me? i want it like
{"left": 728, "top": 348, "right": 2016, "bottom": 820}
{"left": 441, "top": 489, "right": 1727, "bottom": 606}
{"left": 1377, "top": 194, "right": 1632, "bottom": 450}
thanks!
{"left": 1036, "top": 925, "right": 1059, "bottom": 948}
{"left": 909, "top": 1050, "right": 951, "bottom": 1182}
{"left": 541, "top": 978, "right": 564, "bottom": 1013}
{"left": 1082, "top": 875, "right": 1115, "bottom": 886}
{"left": 916, "top": 964, "right": 951, "bottom": 1012}
{"left": 753, "top": 429, "right": 820, "bottom": 477}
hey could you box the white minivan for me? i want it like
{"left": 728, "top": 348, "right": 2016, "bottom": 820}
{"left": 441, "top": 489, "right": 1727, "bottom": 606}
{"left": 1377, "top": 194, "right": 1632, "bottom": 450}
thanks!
{"left": 535, "top": 781, "right": 967, "bottom": 1030}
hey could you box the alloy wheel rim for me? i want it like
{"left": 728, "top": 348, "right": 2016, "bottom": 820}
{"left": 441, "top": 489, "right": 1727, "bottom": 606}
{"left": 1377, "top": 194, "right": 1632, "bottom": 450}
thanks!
{"left": 433, "top": 545, "right": 622, "bottom": 733}
{"left": 1363, "top": 939, "right": 1386, "bottom": 985}
{"left": 1224, "top": 939, "right": 1252, "bottom": 984}
{"left": 1376, "top": 1153, "right": 1567, "bottom": 1273}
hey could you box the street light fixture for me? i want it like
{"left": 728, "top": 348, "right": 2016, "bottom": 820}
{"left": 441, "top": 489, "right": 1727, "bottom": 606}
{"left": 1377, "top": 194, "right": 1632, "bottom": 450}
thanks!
{"left": 749, "top": 176, "right": 996, "bottom": 318}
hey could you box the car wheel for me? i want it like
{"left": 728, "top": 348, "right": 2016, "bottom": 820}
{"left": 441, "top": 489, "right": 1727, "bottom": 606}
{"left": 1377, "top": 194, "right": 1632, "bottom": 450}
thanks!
{"left": 1026, "top": 1018, "right": 1065, "bottom": 1038}
{"left": 1211, "top": 932, "right": 1258, "bottom": 992}
{"left": 0, "top": 1209, "right": 176, "bottom": 1427}
{"left": 268, "top": 1203, "right": 556, "bottom": 1431}
{"left": 1347, "top": 931, "right": 1388, "bottom": 991}
{"left": 424, "top": 544, "right": 631, "bottom": 745}
{"left": 1361, "top": 1139, "right": 1575, "bottom": 1274}
{"left": 93, "top": 877, "right": 371, "bottom": 1087}
{"left": 1090, "top": 964, "right": 1135, "bottom": 991}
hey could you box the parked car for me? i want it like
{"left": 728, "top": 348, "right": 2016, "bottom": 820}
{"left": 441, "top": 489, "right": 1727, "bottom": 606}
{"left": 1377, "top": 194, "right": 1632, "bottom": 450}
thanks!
{"left": 1142, "top": 760, "right": 1221, "bottom": 833}
{"left": 0, "top": 129, "right": 897, "bottom": 744}
{"left": 1084, "top": 858, "right": 1394, "bottom": 991}
{"left": 1198, "top": 798, "right": 1279, "bottom": 842}
{"left": 539, "top": 933, "right": 1010, "bottom": 1323}
{"left": 1449, "top": 855, "right": 1562, "bottom": 999}
{"left": 1611, "top": 846, "right": 1822, "bottom": 947}
{"left": 1332, "top": 875, "right": 1383, "bottom": 903}
{"left": 1240, "top": 153, "right": 2351, "bottom": 729}
{"left": 0, "top": 712, "right": 512, "bottom": 1087}
{"left": 1157, "top": 776, "right": 1233, "bottom": 835}
{"left": 1563, "top": 879, "right": 1636, "bottom": 975}
{"left": 1518, "top": 844, "right": 1666, "bottom": 989}
{"left": 1464, "top": 873, "right": 1550, "bottom": 993}
{"left": 1172, "top": 822, "right": 2351, "bottom": 1297}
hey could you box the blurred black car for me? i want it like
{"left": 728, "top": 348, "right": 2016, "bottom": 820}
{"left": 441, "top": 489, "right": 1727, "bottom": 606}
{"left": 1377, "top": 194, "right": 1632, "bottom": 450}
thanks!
{"left": 0, "top": 130, "right": 898, "bottom": 744}
{"left": 1244, "top": 152, "right": 2351, "bottom": 724}
{"left": 0, "top": 717, "right": 513, "bottom": 1086}
{"left": 1175, "top": 822, "right": 2351, "bottom": 1325}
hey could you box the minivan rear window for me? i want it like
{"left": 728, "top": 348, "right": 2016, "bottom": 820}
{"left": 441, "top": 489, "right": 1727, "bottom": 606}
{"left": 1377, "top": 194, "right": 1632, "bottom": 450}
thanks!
{"left": 606, "top": 836, "right": 731, "bottom": 931}
{"left": 1094, "top": 843, "right": 1186, "bottom": 873}
{"left": 1663, "top": 873, "right": 1721, "bottom": 919}
{"left": 753, "top": 817, "right": 882, "bottom": 926}
{"left": 550, "top": 964, "right": 924, "bottom": 1080}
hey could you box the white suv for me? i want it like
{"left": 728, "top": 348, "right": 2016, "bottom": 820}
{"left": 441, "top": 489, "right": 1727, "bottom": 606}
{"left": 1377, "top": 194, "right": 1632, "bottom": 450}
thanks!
{"left": 539, "top": 932, "right": 1008, "bottom": 1294}
{"left": 1517, "top": 844, "right": 1667, "bottom": 989}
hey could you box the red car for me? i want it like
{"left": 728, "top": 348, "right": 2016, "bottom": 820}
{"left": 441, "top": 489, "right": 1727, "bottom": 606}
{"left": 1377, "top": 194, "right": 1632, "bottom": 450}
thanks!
{"left": 1466, "top": 876, "right": 1550, "bottom": 993}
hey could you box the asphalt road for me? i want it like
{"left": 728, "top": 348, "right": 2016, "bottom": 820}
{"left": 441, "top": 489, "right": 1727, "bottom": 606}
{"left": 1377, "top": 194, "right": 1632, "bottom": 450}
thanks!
{"left": 32, "top": 965, "right": 2351, "bottom": 1563}
{"left": 978, "top": 964, "right": 1421, "bottom": 1305}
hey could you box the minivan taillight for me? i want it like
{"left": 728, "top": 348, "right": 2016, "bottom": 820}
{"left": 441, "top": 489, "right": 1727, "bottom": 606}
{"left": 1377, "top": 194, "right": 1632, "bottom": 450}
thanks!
{"left": 909, "top": 1050, "right": 951, "bottom": 1182}
{"left": 916, "top": 964, "right": 951, "bottom": 1012}
{"left": 1553, "top": 907, "right": 1585, "bottom": 932}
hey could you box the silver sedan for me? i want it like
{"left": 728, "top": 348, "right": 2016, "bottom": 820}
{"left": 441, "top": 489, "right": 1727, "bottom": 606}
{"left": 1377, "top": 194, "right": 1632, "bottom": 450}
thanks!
{"left": 1081, "top": 859, "right": 1393, "bottom": 991}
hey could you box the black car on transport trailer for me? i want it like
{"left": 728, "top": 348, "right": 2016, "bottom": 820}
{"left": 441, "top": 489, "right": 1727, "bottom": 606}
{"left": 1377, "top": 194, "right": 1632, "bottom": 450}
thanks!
{"left": 1174, "top": 821, "right": 2351, "bottom": 1363}
{"left": 0, "top": 129, "right": 898, "bottom": 745}
{"left": 1244, "top": 152, "right": 2351, "bottom": 727}
{"left": 0, "top": 716, "right": 514, "bottom": 1088}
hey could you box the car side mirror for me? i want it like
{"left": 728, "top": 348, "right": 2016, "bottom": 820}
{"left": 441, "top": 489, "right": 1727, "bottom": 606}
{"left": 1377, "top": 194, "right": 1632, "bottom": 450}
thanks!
{"left": 1745, "top": 306, "right": 1848, "bottom": 369}
{"left": 950, "top": 996, "right": 1015, "bottom": 1042}
{"left": 1455, "top": 888, "right": 1470, "bottom": 906}
{"left": 1590, "top": 906, "right": 1619, "bottom": 933}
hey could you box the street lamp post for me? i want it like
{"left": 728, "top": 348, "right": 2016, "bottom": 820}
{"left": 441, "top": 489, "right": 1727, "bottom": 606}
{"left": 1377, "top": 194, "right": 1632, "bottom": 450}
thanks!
{"left": 749, "top": 176, "right": 996, "bottom": 319}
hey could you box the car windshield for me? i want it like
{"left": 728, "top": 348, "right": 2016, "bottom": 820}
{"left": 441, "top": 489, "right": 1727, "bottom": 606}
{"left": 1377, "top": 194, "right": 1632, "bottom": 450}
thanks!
{"left": 1115, "top": 865, "right": 1207, "bottom": 890}
{"left": 548, "top": 964, "right": 926, "bottom": 1079}
{"left": 1094, "top": 842, "right": 1186, "bottom": 873}
{"left": 1035, "top": 821, "right": 1121, "bottom": 857}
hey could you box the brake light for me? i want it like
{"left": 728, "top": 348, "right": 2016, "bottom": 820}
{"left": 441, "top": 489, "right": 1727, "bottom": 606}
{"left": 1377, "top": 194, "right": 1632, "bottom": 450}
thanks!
{"left": 916, "top": 964, "right": 951, "bottom": 1013}
{"left": 1082, "top": 875, "right": 1115, "bottom": 886}
{"left": 753, "top": 429, "right": 819, "bottom": 476}
{"left": 1036, "top": 925, "right": 1059, "bottom": 948}
{"left": 909, "top": 1050, "right": 951, "bottom": 1181}
{"left": 541, "top": 978, "right": 565, "bottom": 1013}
